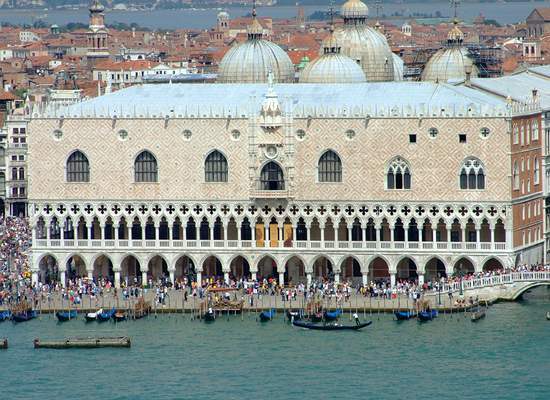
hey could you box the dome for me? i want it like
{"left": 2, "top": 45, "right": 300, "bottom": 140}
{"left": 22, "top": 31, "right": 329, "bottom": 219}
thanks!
{"left": 333, "top": 25, "right": 395, "bottom": 82}
{"left": 218, "top": 11, "right": 294, "bottom": 84}
{"left": 392, "top": 53, "right": 404, "bottom": 81}
{"left": 341, "top": 0, "right": 369, "bottom": 19}
{"left": 421, "top": 47, "right": 478, "bottom": 83}
{"left": 218, "top": 38, "right": 294, "bottom": 84}
{"left": 301, "top": 30, "right": 366, "bottom": 84}
{"left": 299, "top": 54, "right": 366, "bottom": 84}
{"left": 89, "top": 0, "right": 104, "bottom": 12}
{"left": 217, "top": 11, "right": 229, "bottom": 19}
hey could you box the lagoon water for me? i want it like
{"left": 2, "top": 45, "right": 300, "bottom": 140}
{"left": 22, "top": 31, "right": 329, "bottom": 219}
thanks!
{"left": 0, "top": 1, "right": 548, "bottom": 29}
{"left": 1, "top": 287, "right": 549, "bottom": 399}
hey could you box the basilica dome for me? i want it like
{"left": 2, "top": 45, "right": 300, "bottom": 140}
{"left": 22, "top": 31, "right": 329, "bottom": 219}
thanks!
{"left": 217, "top": 13, "right": 294, "bottom": 84}
{"left": 392, "top": 53, "right": 404, "bottom": 81}
{"left": 421, "top": 20, "right": 479, "bottom": 83}
{"left": 300, "top": 30, "right": 366, "bottom": 84}
{"left": 333, "top": 0, "right": 395, "bottom": 82}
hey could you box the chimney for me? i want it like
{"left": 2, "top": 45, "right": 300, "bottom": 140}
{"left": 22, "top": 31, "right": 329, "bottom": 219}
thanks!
{"left": 465, "top": 64, "right": 472, "bottom": 85}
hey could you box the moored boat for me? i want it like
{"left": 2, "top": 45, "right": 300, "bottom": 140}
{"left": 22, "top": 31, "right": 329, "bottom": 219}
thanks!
{"left": 12, "top": 310, "right": 37, "bottom": 323}
{"left": 286, "top": 310, "right": 302, "bottom": 322}
{"left": 471, "top": 308, "right": 486, "bottom": 322}
{"left": 323, "top": 309, "right": 342, "bottom": 322}
{"left": 292, "top": 320, "right": 372, "bottom": 331}
{"left": 85, "top": 309, "right": 103, "bottom": 322}
{"left": 418, "top": 310, "right": 438, "bottom": 322}
{"left": 113, "top": 311, "right": 126, "bottom": 322}
{"left": 1, "top": 338, "right": 7, "bottom": 349}
{"left": 0, "top": 310, "right": 12, "bottom": 322}
{"left": 34, "top": 336, "right": 131, "bottom": 349}
{"left": 133, "top": 298, "right": 151, "bottom": 319}
{"left": 259, "top": 309, "right": 276, "bottom": 322}
{"left": 203, "top": 309, "right": 216, "bottom": 322}
{"left": 546, "top": 311, "right": 550, "bottom": 321}
{"left": 394, "top": 310, "right": 416, "bottom": 320}
{"left": 56, "top": 310, "right": 77, "bottom": 322}
{"left": 97, "top": 308, "right": 116, "bottom": 322}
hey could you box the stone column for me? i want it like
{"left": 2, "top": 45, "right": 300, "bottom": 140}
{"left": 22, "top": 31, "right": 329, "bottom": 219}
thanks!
{"left": 155, "top": 224, "right": 160, "bottom": 246}
{"left": 141, "top": 270, "right": 148, "bottom": 287}
{"left": 446, "top": 226, "right": 452, "bottom": 246}
{"left": 279, "top": 225, "right": 284, "bottom": 247}
{"left": 196, "top": 272, "right": 202, "bottom": 286}
{"left": 251, "top": 224, "right": 256, "bottom": 248}
{"left": 32, "top": 271, "right": 38, "bottom": 286}
{"left": 251, "top": 271, "right": 257, "bottom": 281}
{"left": 375, "top": 224, "right": 381, "bottom": 248}
{"left": 334, "top": 227, "right": 339, "bottom": 246}
{"left": 169, "top": 269, "right": 175, "bottom": 284}
{"left": 362, "top": 226, "right": 367, "bottom": 247}
{"left": 461, "top": 226, "right": 466, "bottom": 243}
{"left": 236, "top": 222, "right": 242, "bottom": 247}
{"left": 114, "top": 224, "right": 119, "bottom": 243}
{"left": 362, "top": 273, "right": 368, "bottom": 286}
{"left": 279, "top": 271, "right": 285, "bottom": 286}
{"left": 46, "top": 222, "right": 51, "bottom": 246}
{"left": 127, "top": 226, "right": 132, "bottom": 241}
{"left": 418, "top": 226, "right": 423, "bottom": 244}
{"left": 475, "top": 227, "right": 481, "bottom": 248}
{"left": 347, "top": 225, "right": 353, "bottom": 244}
{"left": 141, "top": 225, "right": 146, "bottom": 244}
{"left": 223, "top": 224, "right": 228, "bottom": 247}
{"left": 114, "top": 270, "right": 121, "bottom": 289}
{"left": 390, "top": 227, "right": 395, "bottom": 245}
{"left": 432, "top": 228, "right": 437, "bottom": 244}
{"left": 334, "top": 272, "right": 340, "bottom": 284}
{"left": 390, "top": 272, "right": 396, "bottom": 288}
{"left": 209, "top": 226, "right": 214, "bottom": 243}
{"left": 306, "top": 224, "right": 311, "bottom": 243}
{"left": 404, "top": 224, "right": 409, "bottom": 245}
{"left": 265, "top": 225, "right": 269, "bottom": 247}
{"left": 320, "top": 224, "right": 325, "bottom": 247}
{"left": 224, "top": 271, "right": 229, "bottom": 284}
{"left": 168, "top": 224, "right": 173, "bottom": 246}
{"left": 418, "top": 273, "right": 424, "bottom": 285}
{"left": 60, "top": 270, "right": 66, "bottom": 287}
{"left": 292, "top": 226, "right": 297, "bottom": 247}
{"left": 87, "top": 269, "right": 93, "bottom": 280}
{"left": 60, "top": 226, "right": 65, "bottom": 241}
{"left": 490, "top": 225, "right": 495, "bottom": 249}
{"left": 100, "top": 223, "right": 106, "bottom": 247}
{"left": 306, "top": 272, "right": 312, "bottom": 287}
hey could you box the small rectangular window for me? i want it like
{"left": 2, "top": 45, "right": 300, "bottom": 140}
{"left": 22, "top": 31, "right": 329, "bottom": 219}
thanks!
{"left": 409, "top": 134, "right": 416, "bottom": 143}
{"left": 459, "top": 134, "right": 467, "bottom": 143}
{"left": 18, "top": 155, "right": 24, "bottom": 161}
{"left": 20, "top": 128, "right": 26, "bottom": 134}
{"left": 11, "top": 155, "right": 17, "bottom": 161}
{"left": 13, "top": 128, "right": 19, "bottom": 134}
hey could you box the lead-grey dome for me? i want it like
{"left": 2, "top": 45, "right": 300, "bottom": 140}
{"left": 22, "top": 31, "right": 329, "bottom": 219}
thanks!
{"left": 300, "top": 30, "right": 366, "bottom": 83}
{"left": 333, "top": 0, "right": 395, "bottom": 82}
{"left": 217, "top": 15, "right": 294, "bottom": 83}
{"left": 421, "top": 20, "right": 479, "bottom": 83}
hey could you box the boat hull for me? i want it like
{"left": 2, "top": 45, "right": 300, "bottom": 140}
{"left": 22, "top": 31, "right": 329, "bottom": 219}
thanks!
{"left": 203, "top": 312, "right": 215, "bottom": 322}
{"left": 395, "top": 311, "right": 416, "bottom": 320}
{"left": 12, "top": 311, "right": 37, "bottom": 323}
{"left": 56, "top": 311, "right": 77, "bottom": 322}
{"left": 418, "top": 310, "right": 438, "bottom": 322}
{"left": 292, "top": 320, "right": 372, "bottom": 331}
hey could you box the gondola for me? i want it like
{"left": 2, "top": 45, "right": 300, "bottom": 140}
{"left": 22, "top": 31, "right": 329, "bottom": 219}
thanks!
{"left": 56, "top": 310, "right": 77, "bottom": 322}
{"left": 97, "top": 308, "right": 116, "bottom": 322}
{"left": 203, "top": 310, "right": 215, "bottom": 322}
{"left": 0, "top": 310, "right": 11, "bottom": 322}
{"left": 113, "top": 311, "right": 127, "bottom": 322}
{"left": 259, "top": 309, "right": 276, "bottom": 322}
{"left": 471, "top": 308, "right": 486, "bottom": 322}
{"left": 0, "top": 338, "right": 7, "bottom": 349}
{"left": 323, "top": 309, "right": 342, "bottom": 322}
{"left": 546, "top": 311, "right": 550, "bottom": 321}
{"left": 418, "top": 310, "right": 438, "bottom": 322}
{"left": 12, "top": 310, "right": 37, "bottom": 323}
{"left": 394, "top": 310, "right": 416, "bottom": 320}
{"left": 292, "top": 320, "right": 372, "bottom": 331}
{"left": 309, "top": 312, "right": 323, "bottom": 323}
{"left": 85, "top": 308, "right": 103, "bottom": 322}
{"left": 286, "top": 310, "right": 303, "bottom": 322}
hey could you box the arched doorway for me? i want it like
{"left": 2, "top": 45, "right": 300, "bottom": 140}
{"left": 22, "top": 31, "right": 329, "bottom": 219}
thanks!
{"left": 92, "top": 255, "right": 114, "bottom": 283}
{"left": 229, "top": 256, "right": 250, "bottom": 280}
{"left": 202, "top": 255, "right": 222, "bottom": 280}
{"left": 284, "top": 256, "right": 305, "bottom": 285}
{"left": 38, "top": 254, "right": 59, "bottom": 284}
{"left": 121, "top": 255, "right": 142, "bottom": 285}
{"left": 396, "top": 257, "right": 418, "bottom": 282}
{"left": 175, "top": 255, "right": 195, "bottom": 284}
{"left": 425, "top": 257, "right": 447, "bottom": 282}
{"left": 312, "top": 256, "right": 333, "bottom": 281}
{"left": 368, "top": 257, "right": 390, "bottom": 283}
{"left": 341, "top": 256, "right": 362, "bottom": 285}
{"left": 148, "top": 255, "right": 168, "bottom": 282}
{"left": 260, "top": 161, "right": 284, "bottom": 190}
{"left": 257, "top": 255, "right": 277, "bottom": 280}
{"left": 66, "top": 255, "right": 86, "bottom": 281}
{"left": 482, "top": 258, "right": 504, "bottom": 273}
{"left": 453, "top": 257, "right": 475, "bottom": 276}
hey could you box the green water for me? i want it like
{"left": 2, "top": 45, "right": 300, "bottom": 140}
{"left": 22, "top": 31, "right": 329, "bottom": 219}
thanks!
{"left": 1, "top": 287, "right": 549, "bottom": 400}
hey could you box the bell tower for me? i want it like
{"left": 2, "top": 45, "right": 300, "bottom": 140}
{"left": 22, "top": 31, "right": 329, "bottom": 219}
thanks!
{"left": 87, "top": 0, "right": 110, "bottom": 65}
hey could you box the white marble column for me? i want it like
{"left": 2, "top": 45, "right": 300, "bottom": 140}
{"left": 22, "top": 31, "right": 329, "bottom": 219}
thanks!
{"left": 155, "top": 224, "right": 160, "bottom": 246}
{"left": 114, "top": 271, "right": 121, "bottom": 288}
{"left": 334, "top": 273, "right": 340, "bottom": 284}
{"left": 87, "top": 269, "right": 93, "bottom": 280}
{"left": 279, "top": 225, "right": 284, "bottom": 247}
{"left": 236, "top": 223, "right": 242, "bottom": 247}
{"left": 265, "top": 225, "right": 269, "bottom": 247}
{"left": 60, "top": 270, "right": 66, "bottom": 287}
{"left": 490, "top": 225, "right": 495, "bottom": 249}
{"left": 141, "top": 271, "right": 148, "bottom": 287}
{"left": 251, "top": 224, "right": 256, "bottom": 248}
{"left": 196, "top": 271, "right": 202, "bottom": 285}
{"left": 224, "top": 271, "right": 229, "bottom": 284}
{"left": 100, "top": 224, "right": 106, "bottom": 247}
{"left": 475, "top": 227, "right": 481, "bottom": 248}
{"left": 362, "top": 273, "right": 368, "bottom": 286}
{"left": 432, "top": 228, "right": 437, "bottom": 244}
{"left": 418, "top": 273, "right": 424, "bottom": 285}
{"left": 306, "top": 272, "right": 312, "bottom": 286}
{"left": 375, "top": 224, "right": 381, "bottom": 248}
{"left": 390, "top": 272, "right": 396, "bottom": 287}
{"left": 320, "top": 224, "right": 325, "bottom": 247}
{"left": 223, "top": 224, "right": 228, "bottom": 247}
{"left": 347, "top": 225, "right": 353, "bottom": 244}
{"left": 278, "top": 271, "right": 285, "bottom": 286}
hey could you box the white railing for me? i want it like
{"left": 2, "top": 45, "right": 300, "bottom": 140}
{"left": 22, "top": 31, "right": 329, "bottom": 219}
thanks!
{"left": 32, "top": 237, "right": 511, "bottom": 253}
{"left": 435, "top": 271, "right": 550, "bottom": 294}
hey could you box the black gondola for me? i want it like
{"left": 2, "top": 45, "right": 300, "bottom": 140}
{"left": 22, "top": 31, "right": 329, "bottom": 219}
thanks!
{"left": 56, "top": 310, "right": 77, "bottom": 322}
{"left": 418, "top": 310, "right": 438, "bottom": 322}
{"left": 259, "top": 309, "right": 275, "bottom": 322}
{"left": 286, "top": 310, "right": 302, "bottom": 321}
{"left": 203, "top": 310, "right": 215, "bottom": 322}
{"left": 12, "top": 310, "right": 37, "bottom": 323}
{"left": 292, "top": 320, "right": 372, "bottom": 331}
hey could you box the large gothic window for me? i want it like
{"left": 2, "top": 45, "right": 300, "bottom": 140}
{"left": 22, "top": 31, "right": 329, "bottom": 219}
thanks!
{"left": 260, "top": 162, "right": 284, "bottom": 190}
{"left": 205, "top": 150, "right": 228, "bottom": 182}
{"left": 459, "top": 157, "right": 485, "bottom": 190}
{"left": 318, "top": 150, "right": 342, "bottom": 182}
{"left": 134, "top": 151, "right": 158, "bottom": 183}
{"left": 386, "top": 157, "right": 411, "bottom": 189}
{"left": 66, "top": 151, "right": 90, "bottom": 182}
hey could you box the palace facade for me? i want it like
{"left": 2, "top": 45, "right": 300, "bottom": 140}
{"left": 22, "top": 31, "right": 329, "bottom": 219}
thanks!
{"left": 26, "top": 81, "right": 544, "bottom": 287}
